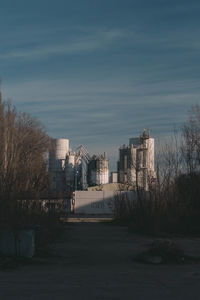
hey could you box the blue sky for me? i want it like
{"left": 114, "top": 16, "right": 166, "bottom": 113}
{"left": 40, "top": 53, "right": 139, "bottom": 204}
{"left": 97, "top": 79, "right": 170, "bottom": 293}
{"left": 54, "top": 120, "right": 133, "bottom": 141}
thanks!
{"left": 1, "top": 0, "right": 200, "bottom": 170}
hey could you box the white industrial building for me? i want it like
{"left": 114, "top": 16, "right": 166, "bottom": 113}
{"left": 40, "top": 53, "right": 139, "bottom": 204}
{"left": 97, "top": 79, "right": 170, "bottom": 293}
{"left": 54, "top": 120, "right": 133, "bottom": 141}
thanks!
{"left": 48, "top": 130, "right": 155, "bottom": 193}
{"left": 118, "top": 130, "right": 155, "bottom": 190}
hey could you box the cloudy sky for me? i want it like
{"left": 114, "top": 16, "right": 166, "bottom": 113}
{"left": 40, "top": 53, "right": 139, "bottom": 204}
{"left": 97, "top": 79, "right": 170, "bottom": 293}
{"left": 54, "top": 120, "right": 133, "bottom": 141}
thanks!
{"left": 1, "top": 0, "right": 200, "bottom": 170}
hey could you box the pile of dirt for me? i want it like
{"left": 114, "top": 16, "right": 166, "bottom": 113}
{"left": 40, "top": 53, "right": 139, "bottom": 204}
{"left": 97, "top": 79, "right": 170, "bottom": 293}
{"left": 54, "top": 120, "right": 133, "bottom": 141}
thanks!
{"left": 135, "top": 239, "right": 197, "bottom": 264}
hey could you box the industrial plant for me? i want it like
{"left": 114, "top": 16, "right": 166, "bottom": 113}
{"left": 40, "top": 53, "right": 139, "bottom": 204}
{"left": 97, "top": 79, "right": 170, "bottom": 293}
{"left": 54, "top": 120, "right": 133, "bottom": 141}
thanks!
{"left": 118, "top": 130, "right": 155, "bottom": 190}
{"left": 49, "top": 139, "right": 109, "bottom": 192}
{"left": 48, "top": 130, "right": 155, "bottom": 193}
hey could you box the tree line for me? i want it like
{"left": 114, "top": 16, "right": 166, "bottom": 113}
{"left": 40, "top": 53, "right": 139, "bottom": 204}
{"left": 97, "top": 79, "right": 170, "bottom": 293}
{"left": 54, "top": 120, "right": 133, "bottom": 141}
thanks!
{"left": 1, "top": 90, "right": 200, "bottom": 233}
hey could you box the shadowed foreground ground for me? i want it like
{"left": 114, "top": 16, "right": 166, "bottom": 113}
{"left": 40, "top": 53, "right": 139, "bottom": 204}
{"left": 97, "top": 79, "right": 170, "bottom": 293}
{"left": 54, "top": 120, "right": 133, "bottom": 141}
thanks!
{"left": 0, "top": 217, "right": 200, "bottom": 299}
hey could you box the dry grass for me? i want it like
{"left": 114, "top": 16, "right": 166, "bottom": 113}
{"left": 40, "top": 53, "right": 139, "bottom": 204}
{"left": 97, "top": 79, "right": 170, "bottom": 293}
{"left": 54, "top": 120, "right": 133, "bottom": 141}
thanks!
{"left": 114, "top": 184, "right": 200, "bottom": 235}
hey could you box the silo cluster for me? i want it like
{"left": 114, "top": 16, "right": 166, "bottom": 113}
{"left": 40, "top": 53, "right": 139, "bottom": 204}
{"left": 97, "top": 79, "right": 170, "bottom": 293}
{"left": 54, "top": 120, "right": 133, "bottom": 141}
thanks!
{"left": 48, "top": 130, "right": 155, "bottom": 192}
{"left": 48, "top": 139, "right": 109, "bottom": 192}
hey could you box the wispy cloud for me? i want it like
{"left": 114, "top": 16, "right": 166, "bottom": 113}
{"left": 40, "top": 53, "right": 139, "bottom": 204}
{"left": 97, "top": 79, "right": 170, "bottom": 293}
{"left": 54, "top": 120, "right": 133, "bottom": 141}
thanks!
{"left": 0, "top": 28, "right": 129, "bottom": 60}
{"left": 3, "top": 77, "right": 199, "bottom": 143}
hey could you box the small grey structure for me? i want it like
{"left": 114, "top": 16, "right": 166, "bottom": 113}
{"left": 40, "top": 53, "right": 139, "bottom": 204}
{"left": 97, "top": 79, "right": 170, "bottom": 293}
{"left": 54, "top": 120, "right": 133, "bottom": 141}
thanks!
{"left": 110, "top": 172, "right": 118, "bottom": 183}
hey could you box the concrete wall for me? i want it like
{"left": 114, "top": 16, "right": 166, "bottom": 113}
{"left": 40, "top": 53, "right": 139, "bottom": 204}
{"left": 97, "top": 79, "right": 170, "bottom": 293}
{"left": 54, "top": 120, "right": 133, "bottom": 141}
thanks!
{"left": 74, "top": 191, "right": 115, "bottom": 215}
{"left": 74, "top": 191, "right": 143, "bottom": 215}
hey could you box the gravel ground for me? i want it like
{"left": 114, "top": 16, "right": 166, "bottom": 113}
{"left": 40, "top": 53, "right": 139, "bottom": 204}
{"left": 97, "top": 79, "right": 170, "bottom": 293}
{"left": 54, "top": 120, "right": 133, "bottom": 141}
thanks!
{"left": 0, "top": 218, "right": 200, "bottom": 299}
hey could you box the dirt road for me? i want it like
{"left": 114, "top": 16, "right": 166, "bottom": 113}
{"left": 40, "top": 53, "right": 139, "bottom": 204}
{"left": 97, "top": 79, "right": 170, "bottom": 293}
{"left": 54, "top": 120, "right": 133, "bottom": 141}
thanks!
{"left": 0, "top": 218, "right": 200, "bottom": 299}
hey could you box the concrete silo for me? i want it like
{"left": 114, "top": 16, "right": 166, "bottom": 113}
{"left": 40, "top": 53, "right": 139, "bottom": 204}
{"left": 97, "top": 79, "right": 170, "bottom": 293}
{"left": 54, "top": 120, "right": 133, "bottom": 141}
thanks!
{"left": 49, "top": 138, "right": 69, "bottom": 191}
{"left": 65, "top": 151, "right": 76, "bottom": 191}
{"left": 88, "top": 153, "right": 109, "bottom": 186}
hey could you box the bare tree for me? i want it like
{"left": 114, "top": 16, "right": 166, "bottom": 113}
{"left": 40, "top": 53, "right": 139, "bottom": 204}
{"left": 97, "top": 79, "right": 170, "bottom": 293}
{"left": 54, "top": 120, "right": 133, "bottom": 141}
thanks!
{"left": 0, "top": 99, "right": 50, "bottom": 221}
{"left": 182, "top": 104, "right": 200, "bottom": 174}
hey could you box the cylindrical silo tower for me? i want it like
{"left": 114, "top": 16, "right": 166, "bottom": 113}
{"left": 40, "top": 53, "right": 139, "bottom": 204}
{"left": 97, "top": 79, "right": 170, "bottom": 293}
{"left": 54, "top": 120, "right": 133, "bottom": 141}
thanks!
{"left": 88, "top": 153, "right": 109, "bottom": 186}
{"left": 49, "top": 138, "right": 69, "bottom": 191}
{"left": 98, "top": 153, "right": 109, "bottom": 185}
{"left": 49, "top": 138, "right": 69, "bottom": 171}
{"left": 65, "top": 152, "right": 76, "bottom": 190}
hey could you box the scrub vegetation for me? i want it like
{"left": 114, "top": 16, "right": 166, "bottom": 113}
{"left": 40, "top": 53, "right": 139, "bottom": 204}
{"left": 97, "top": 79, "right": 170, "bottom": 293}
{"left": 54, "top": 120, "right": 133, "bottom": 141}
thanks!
{"left": 114, "top": 104, "right": 200, "bottom": 235}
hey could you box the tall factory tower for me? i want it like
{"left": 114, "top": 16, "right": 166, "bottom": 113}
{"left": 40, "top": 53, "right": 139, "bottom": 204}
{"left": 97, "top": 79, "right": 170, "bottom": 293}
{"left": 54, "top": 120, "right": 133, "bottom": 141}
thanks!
{"left": 118, "top": 130, "right": 155, "bottom": 190}
{"left": 49, "top": 138, "right": 69, "bottom": 191}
